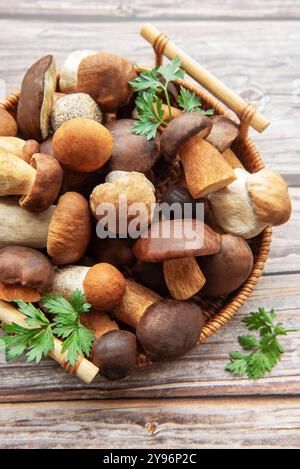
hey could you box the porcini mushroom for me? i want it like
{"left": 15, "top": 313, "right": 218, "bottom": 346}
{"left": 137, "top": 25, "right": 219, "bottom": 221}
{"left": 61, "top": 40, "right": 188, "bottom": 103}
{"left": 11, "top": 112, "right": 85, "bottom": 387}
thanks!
{"left": 59, "top": 50, "right": 137, "bottom": 112}
{"left": 51, "top": 93, "right": 102, "bottom": 131}
{"left": 0, "top": 137, "right": 40, "bottom": 164}
{"left": 132, "top": 260, "right": 168, "bottom": 296}
{"left": 0, "top": 246, "right": 54, "bottom": 302}
{"left": 90, "top": 171, "right": 156, "bottom": 235}
{"left": 0, "top": 192, "right": 91, "bottom": 265}
{"left": 106, "top": 119, "right": 160, "bottom": 173}
{"left": 160, "top": 113, "right": 236, "bottom": 198}
{"left": 52, "top": 117, "right": 112, "bottom": 172}
{"left": 0, "top": 149, "right": 63, "bottom": 212}
{"left": 45, "top": 263, "right": 126, "bottom": 311}
{"left": 17, "top": 55, "right": 57, "bottom": 141}
{"left": 198, "top": 234, "right": 254, "bottom": 297}
{"left": 90, "top": 236, "right": 134, "bottom": 271}
{"left": 163, "top": 256, "right": 206, "bottom": 300}
{"left": 113, "top": 279, "right": 205, "bottom": 360}
{"left": 81, "top": 310, "right": 137, "bottom": 380}
{"left": 208, "top": 168, "right": 292, "bottom": 238}
{"left": 206, "top": 115, "right": 239, "bottom": 153}
{"left": 0, "top": 109, "right": 17, "bottom": 137}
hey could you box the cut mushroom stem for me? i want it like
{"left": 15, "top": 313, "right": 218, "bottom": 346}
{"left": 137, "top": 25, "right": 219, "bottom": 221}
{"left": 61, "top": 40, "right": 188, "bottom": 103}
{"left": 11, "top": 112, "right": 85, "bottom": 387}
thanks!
{"left": 163, "top": 256, "right": 206, "bottom": 300}
{"left": 0, "top": 149, "right": 63, "bottom": 212}
{"left": 113, "top": 279, "right": 206, "bottom": 360}
{"left": 81, "top": 310, "right": 137, "bottom": 380}
{"left": 46, "top": 263, "right": 126, "bottom": 311}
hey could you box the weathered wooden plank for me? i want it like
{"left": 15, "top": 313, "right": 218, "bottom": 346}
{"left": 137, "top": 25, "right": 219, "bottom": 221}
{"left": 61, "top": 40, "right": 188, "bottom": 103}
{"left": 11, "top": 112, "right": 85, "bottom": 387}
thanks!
{"left": 1, "top": 273, "right": 299, "bottom": 402}
{"left": 0, "top": 19, "right": 299, "bottom": 179}
{"left": 0, "top": 397, "right": 300, "bottom": 448}
{"left": 0, "top": 1, "right": 299, "bottom": 20}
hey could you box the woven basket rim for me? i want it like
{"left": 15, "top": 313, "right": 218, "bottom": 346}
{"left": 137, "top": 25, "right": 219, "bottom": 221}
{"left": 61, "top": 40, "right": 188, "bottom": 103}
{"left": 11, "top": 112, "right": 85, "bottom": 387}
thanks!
{"left": 0, "top": 78, "right": 272, "bottom": 344}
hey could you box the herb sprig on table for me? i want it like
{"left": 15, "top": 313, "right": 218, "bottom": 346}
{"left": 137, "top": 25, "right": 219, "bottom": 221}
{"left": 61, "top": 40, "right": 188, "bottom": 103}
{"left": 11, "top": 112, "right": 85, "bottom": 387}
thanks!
{"left": 129, "top": 57, "right": 213, "bottom": 140}
{"left": 226, "top": 308, "right": 297, "bottom": 380}
{"left": 1, "top": 290, "right": 94, "bottom": 366}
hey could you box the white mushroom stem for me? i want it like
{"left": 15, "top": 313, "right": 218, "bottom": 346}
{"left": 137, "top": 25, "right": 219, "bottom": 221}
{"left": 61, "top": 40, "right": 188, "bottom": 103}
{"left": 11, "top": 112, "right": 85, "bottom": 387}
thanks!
{"left": 0, "top": 150, "right": 36, "bottom": 196}
{"left": 0, "top": 198, "right": 54, "bottom": 249}
{"left": 45, "top": 266, "right": 90, "bottom": 298}
{"left": 0, "top": 137, "right": 26, "bottom": 157}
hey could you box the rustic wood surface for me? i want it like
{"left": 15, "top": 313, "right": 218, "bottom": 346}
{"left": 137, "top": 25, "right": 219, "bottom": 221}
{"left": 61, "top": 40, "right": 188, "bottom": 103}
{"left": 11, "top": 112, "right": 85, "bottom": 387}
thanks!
{"left": 0, "top": 0, "right": 299, "bottom": 449}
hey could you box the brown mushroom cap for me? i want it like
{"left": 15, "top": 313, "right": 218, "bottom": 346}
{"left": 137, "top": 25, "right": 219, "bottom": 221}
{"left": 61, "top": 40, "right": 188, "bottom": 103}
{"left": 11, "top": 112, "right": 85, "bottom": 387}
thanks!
{"left": 83, "top": 263, "right": 126, "bottom": 310}
{"left": 47, "top": 191, "right": 91, "bottom": 265}
{"left": 91, "top": 330, "right": 137, "bottom": 380}
{"left": 17, "top": 55, "right": 56, "bottom": 142}
{"left": 20, "top": 153, "right": 63, "bottom": 213}
{"left": 160, "top": 113, "right": 212, "bottom": 162}
{"left": 199, "top": 234, "right": 254, "bottom": 297}
{"left": 133, "top": 219, "right": 221, "bottom": 262}
{"left": 206, "top": 115, "right": 239, "bottom": 153}
{"left": 137, "top": 299, "right": 205, "bottom": 360}
{"left": 22, "top": 140, "right": 40, "bottom": 164}
{"left": 40, "top": 136, "right": 53, "bottom": 155}
{"left": 52, "top": 117, "right": 112, "bottom": 173}
{"left": 77, "top": 52, "right": 137, "bottom": 112}
{"left": 106, "top": 119, "right": 161, "bottom": 173}
{"left": 0, "top": 246, "right": 54, "bottom": 293}
{"left": 0, "top": 109, "right": 17, "bottom": 137}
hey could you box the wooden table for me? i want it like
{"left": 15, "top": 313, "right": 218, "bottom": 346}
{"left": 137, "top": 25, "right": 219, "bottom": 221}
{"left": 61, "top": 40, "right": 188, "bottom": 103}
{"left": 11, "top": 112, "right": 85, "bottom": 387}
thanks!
{"left": 0, "top": 0, "right": 299, "bottom": 449}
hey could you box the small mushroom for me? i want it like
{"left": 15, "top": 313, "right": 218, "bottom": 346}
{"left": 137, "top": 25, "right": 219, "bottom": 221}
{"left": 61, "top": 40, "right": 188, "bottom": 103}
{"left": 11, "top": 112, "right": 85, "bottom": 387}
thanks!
{"left": 133, "top": 219, "right": 221, "bottom": 262}
{"left": 52, "top": 117, "right": 112, "bottom": 172}
{"left": 51, "top": 93, "right": 102, "bottom": 131}
{"left": 113, "top": 280, "right": 206, "bottom": 360}
{"left": 206, "top": 115, "right": 239, "bottom": 153}
{"left": 0, "top": 109, "right": 17, "bottom": 137}
{"left": 106, "top": 119, "right": 160, "bottom": 173}
{"left": 0, "top": 193, "right": 91, "bottom": 265}
{"left": 59, "top": 50, "right": 137, "bottom": 112}
{"left": 17, "top": 55, "right": 57, "bottom": 141}
{"left": 46, "top": 263, "right": 126, "bottom": 311}
{"left": 0, "top": 246, "right": 54, "bottom": 302}
{"left": 90, "top": 171, "right": 156, "bottom": 235}
{"left": 0, "top": 137, "right": 40, "bottom": 164}
{"left": 160, "top": 113, "right": 236, "bottom": 198}
{"left": 208, "top": 168, "right": 292, "bottom": 238}
{"left": 198, "top": 234, "right": 254, "bottom": 297}
{"left": 0, "top": 149, "right": 63, "bottom": 212}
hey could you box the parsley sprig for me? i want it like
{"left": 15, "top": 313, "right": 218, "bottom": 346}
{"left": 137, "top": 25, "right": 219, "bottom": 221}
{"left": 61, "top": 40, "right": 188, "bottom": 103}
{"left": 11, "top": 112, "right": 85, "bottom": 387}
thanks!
{"left": 129, "top": 57, "right": 213, "bottom": 140}
{"left": 1, "top": 290, "right": 94, "bottom": 366}
{"left": 226, "top": 308, "right": 297, "bottom": 380}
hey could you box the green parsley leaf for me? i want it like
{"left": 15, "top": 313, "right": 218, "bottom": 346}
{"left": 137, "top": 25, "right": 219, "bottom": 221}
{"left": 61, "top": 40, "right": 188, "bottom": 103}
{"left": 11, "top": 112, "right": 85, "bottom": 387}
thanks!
{"left": 129, "top": 68, "right": 161, "bottom": 92}
{"left": 131, "top": 91, "right": 166, "bottom": 140}
{"left": 178, "top": 87, "right": 214, "bottom": 115}
{"left": 226, "top": 308, "right": 298, "bottom": 380}
{"left": 157, "top": 56, "right": 184, "bottom": 84}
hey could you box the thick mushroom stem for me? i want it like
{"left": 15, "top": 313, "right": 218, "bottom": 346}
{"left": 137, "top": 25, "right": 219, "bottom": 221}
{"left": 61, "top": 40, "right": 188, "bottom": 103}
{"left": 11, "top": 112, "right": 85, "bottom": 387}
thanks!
{"left": 0, "top": 149, "right": 36, "bottom": 196}
{"left": 113, "top": 279, "right": 161, "bottom": 328}
{"left": 0, "top": 198, "right": 54, "bottom": 249}
{"left": 163, "top": 257, "right": 206, "bottom": 300}
{"left": 0, "top": 137, "right": 40, "bottom": 164}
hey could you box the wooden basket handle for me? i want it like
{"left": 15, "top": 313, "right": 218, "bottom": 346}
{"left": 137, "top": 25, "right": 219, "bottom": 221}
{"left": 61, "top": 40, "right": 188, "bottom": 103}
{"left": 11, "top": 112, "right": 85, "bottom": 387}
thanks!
{"left": 140, "top": 24, "right": 270, "bottom": 134}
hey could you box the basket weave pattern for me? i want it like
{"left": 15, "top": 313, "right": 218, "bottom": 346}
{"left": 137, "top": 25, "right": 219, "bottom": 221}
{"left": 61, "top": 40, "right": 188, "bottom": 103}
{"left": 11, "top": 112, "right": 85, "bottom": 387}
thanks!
{"left": 0, "top": 60, "right": 272, "bottom": 344}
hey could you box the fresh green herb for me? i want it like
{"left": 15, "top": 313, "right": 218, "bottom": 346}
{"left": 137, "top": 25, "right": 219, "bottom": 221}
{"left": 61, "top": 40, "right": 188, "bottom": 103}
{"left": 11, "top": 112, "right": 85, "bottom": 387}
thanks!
{"left": 1, "top": 300, "right": 54, "bottom": 363}
{"left": 42, "top": 290, "right": 94, "bottom": 366}
{"left": 129, "top": 57, "right": 213, "bottom": 140}
{"left": 226, "top": 308, "right": 297, "bottom": 380}
{"left": 178, "top": 86, "right": 214, "bottom": 115}
{"left": 1, "top": 290, "right": 93, "bottom": 366}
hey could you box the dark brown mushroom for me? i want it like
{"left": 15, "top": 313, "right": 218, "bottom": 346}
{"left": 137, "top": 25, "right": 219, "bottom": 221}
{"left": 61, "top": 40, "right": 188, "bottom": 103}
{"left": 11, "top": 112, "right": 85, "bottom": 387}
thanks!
{"left": 133, "top": 219, "right": 221, "bottom": 262}
{"left": 90, "top": 236, "right": 134, "bottom": 271}
{"left": 198, "top": 234, "right": 254, "bottom": 297}
{"left": 136, "top": 300, "right": 205, "bottom": 360}
{"left": 92, "top": 330, "right": 137, "bottom": 380}
{"left": 106, "top": 119, "right": 161, "bottom": 173}
{"left": 161, "top": 184, "right": 210, "bottom": 220}
{"left": 206, "top": 115, "right": 239, "bottom": 153}
{"left": 0, "top": 246, "right": 54, "bottom": 301}
{"left": 132, "top": 260, "right": 169, "bottom": 296}
{"left": 160, "top": 112, "right": 212, "bottom": 162}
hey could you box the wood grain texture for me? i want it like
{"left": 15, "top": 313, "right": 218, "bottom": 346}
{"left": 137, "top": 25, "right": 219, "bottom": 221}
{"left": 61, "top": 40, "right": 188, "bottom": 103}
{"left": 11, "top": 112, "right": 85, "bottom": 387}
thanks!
{"left": 0, "top": 397, "right": 300, "bottom": 448}
{"left": 1, "top": 272, "right": 299, "bottom": 402}
{"left": 0, "top": 1, "right": 299, "bottom": 20}
{"left": 0, "top": 19, "right": 299, "bottom": 180}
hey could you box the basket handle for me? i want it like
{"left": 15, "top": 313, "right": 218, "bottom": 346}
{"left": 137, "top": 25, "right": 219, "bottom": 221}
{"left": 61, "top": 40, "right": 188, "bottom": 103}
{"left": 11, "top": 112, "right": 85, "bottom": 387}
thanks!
{"left": 140, "top": 24, "right": 270, "bottom": 134}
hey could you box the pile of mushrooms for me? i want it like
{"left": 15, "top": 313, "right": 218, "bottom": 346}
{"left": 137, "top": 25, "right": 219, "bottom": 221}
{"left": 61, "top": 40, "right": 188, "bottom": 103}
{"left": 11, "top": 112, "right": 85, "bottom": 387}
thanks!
{"left": 0, "top": 51, "right": 292, "bottom": 381}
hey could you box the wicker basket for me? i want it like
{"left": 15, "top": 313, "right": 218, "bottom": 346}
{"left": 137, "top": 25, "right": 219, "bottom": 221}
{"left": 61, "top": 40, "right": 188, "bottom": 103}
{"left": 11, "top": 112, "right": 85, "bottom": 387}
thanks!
{"left": 0, "top": 49, "right": 272, "bottom": 346}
